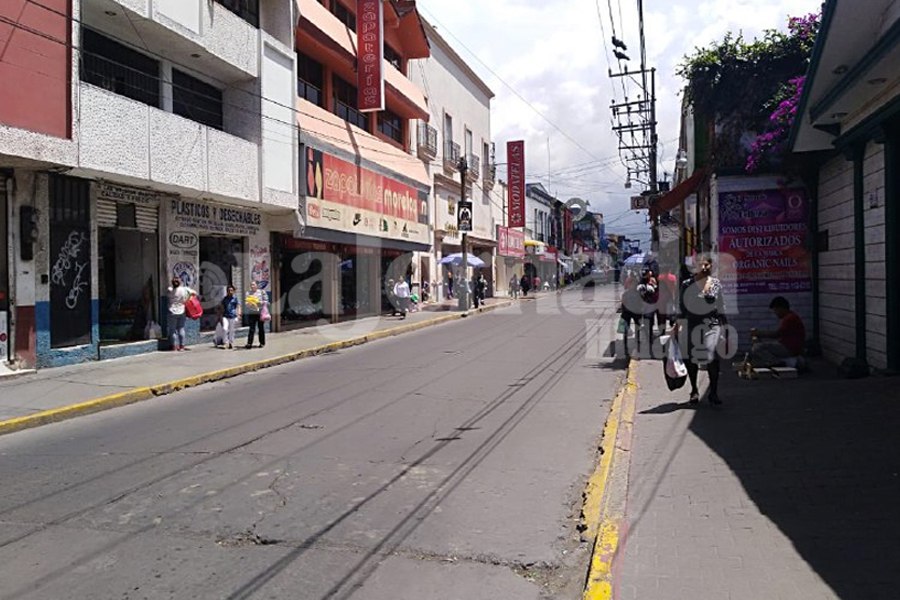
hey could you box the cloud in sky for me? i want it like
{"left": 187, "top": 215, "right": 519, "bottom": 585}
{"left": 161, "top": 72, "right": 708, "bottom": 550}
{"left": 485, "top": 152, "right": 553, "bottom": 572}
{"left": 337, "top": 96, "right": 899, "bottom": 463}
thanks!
{"left": 415, "top": 0, "right": 820, "bottom": 242}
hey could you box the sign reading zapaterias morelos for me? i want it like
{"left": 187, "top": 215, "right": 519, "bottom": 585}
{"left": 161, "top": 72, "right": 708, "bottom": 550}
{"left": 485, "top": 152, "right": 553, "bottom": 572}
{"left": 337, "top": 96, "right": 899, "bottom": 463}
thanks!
{"left": 356, "top": 0, "right": 384, "bottom": 112}
{"left": 304, "top": 148, "right": 429, "bottom": 245}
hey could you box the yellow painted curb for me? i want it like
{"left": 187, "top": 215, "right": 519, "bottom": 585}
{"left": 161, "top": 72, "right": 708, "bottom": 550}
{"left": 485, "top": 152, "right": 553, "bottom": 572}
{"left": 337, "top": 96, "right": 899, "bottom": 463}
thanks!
{"left": 0, "top": 387, "right": 154, "bottom": 436}
{"left": 0, "top": 301, "right": 514, "bottom": 437}
{"left": 582, "top": 360, "right": 639, "bottom": 600}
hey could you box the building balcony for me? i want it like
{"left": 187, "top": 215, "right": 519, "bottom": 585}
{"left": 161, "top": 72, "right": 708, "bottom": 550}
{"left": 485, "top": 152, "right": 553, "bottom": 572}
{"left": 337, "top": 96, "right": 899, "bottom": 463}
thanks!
{"left": 466, "top": 154, "right": 479, "bottom": 182}
{"left": 96, "top": 0, "right": 263, "bottom": 78}
{"left": 77, "top": 82, "right": 260, "bottom": 203}
{"left": 295, "top": 0, "right": 428, "bottom": 120}
{"left": 483, "top": 160, "right": 496, "bottom": 189}
{"left": 417, "top": 122, "right": 437, "bottom": 160}
{"left": 443, "top": 140, "right": 461, "bottom": 173}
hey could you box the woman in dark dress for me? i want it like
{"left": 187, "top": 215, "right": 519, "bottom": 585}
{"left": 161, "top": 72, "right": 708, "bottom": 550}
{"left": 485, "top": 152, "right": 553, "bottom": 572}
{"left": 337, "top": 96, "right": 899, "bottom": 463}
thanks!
{"left": 672, "top": 255, "right": 726, "bottom": 405}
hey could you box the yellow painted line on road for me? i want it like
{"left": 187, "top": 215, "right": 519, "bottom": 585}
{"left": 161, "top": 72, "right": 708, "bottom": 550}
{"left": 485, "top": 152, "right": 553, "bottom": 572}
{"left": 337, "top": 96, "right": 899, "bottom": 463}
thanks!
{"left": 582, "top": 361, "right": 639, "bottom": 600}
{"left": 0, "top": 301, "right": 513, "bottom": 438}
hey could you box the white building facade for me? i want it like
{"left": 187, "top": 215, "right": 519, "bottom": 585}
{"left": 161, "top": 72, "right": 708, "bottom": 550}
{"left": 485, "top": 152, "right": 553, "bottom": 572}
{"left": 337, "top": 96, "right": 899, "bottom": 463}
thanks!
{"left": 408, "top": 19, "right": 499, "bottom": 301}
{"left": 1, "top": 0, "right": 299, "bottom": 368}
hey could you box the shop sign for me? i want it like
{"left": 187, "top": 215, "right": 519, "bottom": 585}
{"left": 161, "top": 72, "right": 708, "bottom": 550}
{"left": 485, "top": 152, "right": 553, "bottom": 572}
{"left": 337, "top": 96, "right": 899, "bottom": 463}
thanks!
{"left": 250, "top": 244, "right": 270, "bottom": 290}
{"left": 305, "top": 148, "right": 429, "bottom": 245}
{"left": 457, "top": 201, "right": 473, "bottom": 232}
{"left": 169, "top": 231, "right": 198, "bottom": 250}
{"left": 717, "top": 188, "right": 812, "bottom": 295}
{"left": 507, "top": 141, "right": 525, "bottom": 227}
{"left": 97, "top": 181, "right": 163, "bottom": 205}
{"left": 497, "top": 226, "right": 525, "bottom": 258}
{"left": 356, "top": 0, "right": 384, "bottom": 112}
{"left": 169, "top": 198, "right": 262, "bottom": 237}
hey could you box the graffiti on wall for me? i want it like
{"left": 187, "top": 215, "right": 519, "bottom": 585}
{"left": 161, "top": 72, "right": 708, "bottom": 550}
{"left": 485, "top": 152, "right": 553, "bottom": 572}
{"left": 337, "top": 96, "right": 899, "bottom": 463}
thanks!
{"left": 50, "top": 231, "right": 89, "bottom": 310}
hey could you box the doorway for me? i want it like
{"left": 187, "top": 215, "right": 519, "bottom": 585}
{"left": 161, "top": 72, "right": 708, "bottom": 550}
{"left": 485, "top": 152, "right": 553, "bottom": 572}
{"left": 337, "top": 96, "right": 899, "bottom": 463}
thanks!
{"left": 199, "top": 236, "right": 243, "bottom": 332}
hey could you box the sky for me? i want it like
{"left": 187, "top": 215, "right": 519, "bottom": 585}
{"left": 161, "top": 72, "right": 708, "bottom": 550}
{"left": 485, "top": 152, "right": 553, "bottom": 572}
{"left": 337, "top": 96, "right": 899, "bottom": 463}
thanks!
{"left": 415, "top": 0, "right": 821, "bottom": 245}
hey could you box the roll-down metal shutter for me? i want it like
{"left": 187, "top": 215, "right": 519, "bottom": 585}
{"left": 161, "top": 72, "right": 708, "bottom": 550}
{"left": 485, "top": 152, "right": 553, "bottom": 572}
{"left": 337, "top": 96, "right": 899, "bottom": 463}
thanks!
{"left": 97, "top": 198, "right": 158, "bottom": 232}
{"left": 97, "top": 198, "right": 117, "bottom": 228}
{"left": 135, "top": 204, "right": 158, "bottom": 232}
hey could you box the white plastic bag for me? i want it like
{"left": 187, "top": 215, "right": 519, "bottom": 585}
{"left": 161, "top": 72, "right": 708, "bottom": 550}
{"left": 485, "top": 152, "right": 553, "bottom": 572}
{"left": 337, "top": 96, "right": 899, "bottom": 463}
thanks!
{"left": 214, "top": 320, "right": 227, "bottom": 346}
{"left": 666, "top": 338, "right": 688, "bottom": 379}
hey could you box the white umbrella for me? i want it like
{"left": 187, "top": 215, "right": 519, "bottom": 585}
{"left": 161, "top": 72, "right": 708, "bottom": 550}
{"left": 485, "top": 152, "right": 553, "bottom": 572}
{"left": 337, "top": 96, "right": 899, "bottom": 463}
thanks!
{"left": 623, "top": 253, "right": 646, "bottom": 267}
{"left": 440, "top": 253, "right": 486, "bottom": 268}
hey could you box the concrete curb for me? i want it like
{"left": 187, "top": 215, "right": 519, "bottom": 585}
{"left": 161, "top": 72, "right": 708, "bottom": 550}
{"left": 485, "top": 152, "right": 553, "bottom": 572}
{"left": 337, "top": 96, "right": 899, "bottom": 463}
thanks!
{"left": 581, "top": 359, "right": 638, "bottom": 600}
{"left": 0, "top": 301, "right": 514, "bottom": 437}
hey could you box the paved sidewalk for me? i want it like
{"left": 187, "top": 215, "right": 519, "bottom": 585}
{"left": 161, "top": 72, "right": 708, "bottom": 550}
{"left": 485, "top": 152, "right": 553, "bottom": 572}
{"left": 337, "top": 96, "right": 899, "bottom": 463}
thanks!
{"left": 616, "top": 358, "right": 900, "bottom": 600}
{"left": 0, "top": 297, "right": 515, "bottom": 427}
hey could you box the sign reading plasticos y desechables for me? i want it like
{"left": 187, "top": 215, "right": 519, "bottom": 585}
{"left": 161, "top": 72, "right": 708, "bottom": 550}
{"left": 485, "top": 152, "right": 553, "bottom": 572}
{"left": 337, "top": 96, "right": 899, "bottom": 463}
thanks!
{"left": 169, "top": 198, "right": 262, "bottom": 237}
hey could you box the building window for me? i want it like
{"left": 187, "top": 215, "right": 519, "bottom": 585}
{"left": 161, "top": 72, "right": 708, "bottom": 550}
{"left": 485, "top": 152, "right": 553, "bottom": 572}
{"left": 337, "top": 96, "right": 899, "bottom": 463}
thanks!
{"left": 384, "top": 44, "right": 402, "bottom": 71}
{"left": 215, "top": 0, "right": 259, "bottom": 28}
{"left": 443, "top": 113, "right": 453, "bottom": 144}
{"left": 333, "top": 75, "right": 370, "bottom": 130}
{"left": 379, "top": 110, "right": 403, "bottom": 144}
{"left": 331, "top": 0, "right": 356, "bottom": 31}
{"left": 80, "top": 28, "right": 160, "bottom": 108}
{"left": 172, "top": 69, "right": 224, "bottom": 130}
{"left": 297, "top": 52, "right": 324, "bottom": 107}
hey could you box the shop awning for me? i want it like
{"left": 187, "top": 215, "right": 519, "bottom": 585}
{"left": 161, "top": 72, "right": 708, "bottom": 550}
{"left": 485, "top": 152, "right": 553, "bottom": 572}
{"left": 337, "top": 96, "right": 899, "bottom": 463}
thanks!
{"left": 650, "top": 168, "right": 708, "bottom": 218}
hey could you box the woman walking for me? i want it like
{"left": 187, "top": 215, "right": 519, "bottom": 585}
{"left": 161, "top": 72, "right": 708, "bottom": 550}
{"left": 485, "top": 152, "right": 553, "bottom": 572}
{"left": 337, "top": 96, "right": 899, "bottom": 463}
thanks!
{"left": 244, "top": 281, "right": 268, "bottom": 349}
{"left": 672, "top": 255, "right": 726, "bottom": 405}
{"left": 167, "top": 277, "right": 196, "bottom": 351}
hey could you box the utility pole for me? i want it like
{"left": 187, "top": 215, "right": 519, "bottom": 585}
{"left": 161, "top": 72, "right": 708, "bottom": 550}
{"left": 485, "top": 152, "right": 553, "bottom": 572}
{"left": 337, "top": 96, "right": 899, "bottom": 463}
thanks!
{"left": 457, "top": 157, "right": 469, "bottom": 311}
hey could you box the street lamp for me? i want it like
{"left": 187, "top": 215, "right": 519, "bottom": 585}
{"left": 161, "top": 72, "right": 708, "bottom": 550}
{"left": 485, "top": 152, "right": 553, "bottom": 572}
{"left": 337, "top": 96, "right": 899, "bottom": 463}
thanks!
{"left": 457, "top": 156, "right": 469, "bottom": 311}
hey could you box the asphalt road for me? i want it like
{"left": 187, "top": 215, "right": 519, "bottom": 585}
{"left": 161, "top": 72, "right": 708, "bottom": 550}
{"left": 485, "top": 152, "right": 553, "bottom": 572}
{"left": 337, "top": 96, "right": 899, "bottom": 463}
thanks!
{"left": 0, "top": 285, "right": 624, "bottom": 600}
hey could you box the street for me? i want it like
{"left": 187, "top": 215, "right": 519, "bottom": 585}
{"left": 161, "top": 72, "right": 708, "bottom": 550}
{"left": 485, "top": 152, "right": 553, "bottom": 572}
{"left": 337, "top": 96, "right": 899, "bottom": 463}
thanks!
{"left": 0, "top": 287, "right": 623, "bottom": 600}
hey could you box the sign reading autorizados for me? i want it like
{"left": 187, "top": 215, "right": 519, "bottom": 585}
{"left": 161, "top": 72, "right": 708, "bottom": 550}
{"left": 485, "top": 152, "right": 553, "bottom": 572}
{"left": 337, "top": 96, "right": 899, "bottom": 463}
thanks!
{"left": 457, "top": 201, "right": 473, "bottom": 232}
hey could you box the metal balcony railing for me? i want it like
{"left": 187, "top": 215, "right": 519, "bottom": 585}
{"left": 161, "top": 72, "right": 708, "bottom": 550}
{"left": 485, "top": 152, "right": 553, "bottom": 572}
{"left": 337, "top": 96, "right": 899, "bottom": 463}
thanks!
{"left": 417, "top": 122, "right": 437, "bottom": 160}
{"left": 483, "top": 160, "right": 496, "bottom": 188}
{"left": 466, "top": 154, "right": 479, "bottom": 181}
{"left": 443, "top": 140, "right": 460, "bottom": 171}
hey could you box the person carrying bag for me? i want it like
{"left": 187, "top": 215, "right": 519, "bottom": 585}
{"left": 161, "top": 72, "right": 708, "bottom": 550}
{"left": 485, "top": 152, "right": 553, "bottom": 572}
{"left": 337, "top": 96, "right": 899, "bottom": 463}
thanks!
{"left": 244, "top": 281, "right": 268, "bottom": 349}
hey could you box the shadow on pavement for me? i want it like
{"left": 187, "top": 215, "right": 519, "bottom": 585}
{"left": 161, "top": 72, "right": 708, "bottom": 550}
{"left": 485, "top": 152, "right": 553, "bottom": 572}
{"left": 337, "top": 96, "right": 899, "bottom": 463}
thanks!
{"left": 689, "top": 361, "right": 900, "bottom": 599}
{"left": 639, "top": 401, "right": 699, "bottom": 415}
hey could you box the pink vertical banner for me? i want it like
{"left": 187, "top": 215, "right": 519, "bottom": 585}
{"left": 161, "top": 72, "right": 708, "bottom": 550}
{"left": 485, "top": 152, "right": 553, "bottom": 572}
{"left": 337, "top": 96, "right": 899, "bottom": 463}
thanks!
{"left": 357, "top": 0, "right": 384, "bottom": 112}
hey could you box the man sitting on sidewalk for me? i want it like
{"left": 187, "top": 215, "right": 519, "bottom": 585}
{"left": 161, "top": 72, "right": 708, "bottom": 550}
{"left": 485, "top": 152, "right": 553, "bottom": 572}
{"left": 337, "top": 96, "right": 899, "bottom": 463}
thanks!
{"left": 749, "top": 296, "right": 806, "bottom": 368}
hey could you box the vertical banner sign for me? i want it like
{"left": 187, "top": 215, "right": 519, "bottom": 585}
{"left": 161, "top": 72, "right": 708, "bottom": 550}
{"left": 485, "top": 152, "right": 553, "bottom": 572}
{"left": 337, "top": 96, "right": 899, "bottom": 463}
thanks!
{"left": 507, "top": 140, "right": 525, "bottom": 227}
{"left": 457, "top": 200, "right": 473, "bottom": 232}
{"left": 357, "top": 0, "right": 384, "bottom": 112}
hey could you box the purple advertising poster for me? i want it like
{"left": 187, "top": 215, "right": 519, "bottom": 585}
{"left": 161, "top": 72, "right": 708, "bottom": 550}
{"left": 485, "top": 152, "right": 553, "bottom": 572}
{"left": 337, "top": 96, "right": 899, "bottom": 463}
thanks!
{"left": 718, "top": 188, "right": 812, "bottom": 295}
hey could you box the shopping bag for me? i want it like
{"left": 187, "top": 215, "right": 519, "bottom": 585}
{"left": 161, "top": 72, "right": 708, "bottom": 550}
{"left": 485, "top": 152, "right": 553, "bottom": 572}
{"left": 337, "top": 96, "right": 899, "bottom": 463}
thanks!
{"left": 260, "top": 304, "right": 271, "bottom": 322}
{"left": 664, "top": 338, "right": 688, "bottom": 391}
{"left": 214, "top": 321, "right": 226, "bottom": 346}
{"left": 185, "top": 296, "right": 203, "bottom": 320}
{"left": 616, "top": 317, "right": 627, "bottom": 334}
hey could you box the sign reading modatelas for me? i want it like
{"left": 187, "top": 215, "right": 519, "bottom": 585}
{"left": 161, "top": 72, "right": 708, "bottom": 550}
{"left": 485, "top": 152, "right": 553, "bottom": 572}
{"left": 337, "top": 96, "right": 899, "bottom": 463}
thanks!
{"left": 305, "top": 147, "right": 429, "bottom": 245}
{"left": 507, "top": 140, "right": 525, "bottom": 227}
{"left": 717, "top": 188, "right": 812, "bottom": 295}
{"left": 357, "top": 0, "right": 384, "bottom": 112}
{"left": 497, "top": 226, "right": 525, "bottom": 258}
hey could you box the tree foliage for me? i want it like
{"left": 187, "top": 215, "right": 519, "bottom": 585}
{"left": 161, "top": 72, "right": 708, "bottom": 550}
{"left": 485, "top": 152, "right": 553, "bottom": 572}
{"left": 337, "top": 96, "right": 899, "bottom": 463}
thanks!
{"left": 677, "top": 13, "right": 820, "bottom": 171}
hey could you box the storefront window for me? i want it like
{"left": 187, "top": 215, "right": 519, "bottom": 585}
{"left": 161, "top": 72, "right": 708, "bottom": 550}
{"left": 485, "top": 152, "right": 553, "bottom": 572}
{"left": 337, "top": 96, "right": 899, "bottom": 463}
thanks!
{"left": 98, "top": 228, "right": 160, "bottom": 343}
{"left": 199, "top": 237, "right": 243, "bottom": 332}
{"left": 280, "top": 238, "right": 328, "bottom": 326}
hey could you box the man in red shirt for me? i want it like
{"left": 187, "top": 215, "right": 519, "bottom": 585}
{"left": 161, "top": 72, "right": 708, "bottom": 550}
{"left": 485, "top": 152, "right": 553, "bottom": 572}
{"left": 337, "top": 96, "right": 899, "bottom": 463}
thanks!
{"left": 750, "top": 296, "right": 806, "bottom": 367}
